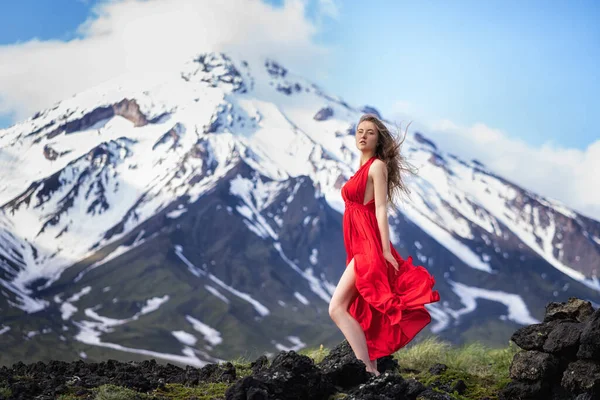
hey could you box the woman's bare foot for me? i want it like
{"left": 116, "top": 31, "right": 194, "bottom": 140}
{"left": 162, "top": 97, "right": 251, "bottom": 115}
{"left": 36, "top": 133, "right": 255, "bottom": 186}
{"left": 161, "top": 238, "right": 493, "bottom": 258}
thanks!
{"left": 367, "top": 361, "right": 381, "bottom": 376}
{"left": 371, "top": 359, "right": 378, "bottom": 373}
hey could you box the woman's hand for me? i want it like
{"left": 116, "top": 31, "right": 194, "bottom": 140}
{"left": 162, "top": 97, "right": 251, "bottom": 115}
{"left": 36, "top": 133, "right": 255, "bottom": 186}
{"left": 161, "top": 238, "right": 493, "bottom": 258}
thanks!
{"left": 383, "top": 250, "right": 399, "bottom": 272}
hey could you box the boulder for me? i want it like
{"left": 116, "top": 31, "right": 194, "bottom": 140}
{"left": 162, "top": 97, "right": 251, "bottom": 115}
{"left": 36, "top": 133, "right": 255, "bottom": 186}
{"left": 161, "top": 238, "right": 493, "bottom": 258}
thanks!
{"left": 317, "top": 340, "right": 370, "bottom": 389}
{"left": 346, "top": 372, "right": 408, "bottom": 400}
{"left": 561, "top": 360, "right": 600, "bottom": 395}
{"left": 499, "top": 380, "right": 548, "bottom": 400}
{"left": 376, "top": 355, "right": 399, "bottom": 374}
{"left": 544, "top": 298, "right": 594, "bottom": 323}
{"left": 577, "top": 309, "right": 600, "bottom": 360}
{"left": 428, "top": 363, "right": 448, "bottom": 375}
{"left": 511, "top": 320, "right": 560, "bottom": 351}
{"left": 542, "top": 321, "right": 583, "bottom": 358}
{"left": 509, "top": 350, "right": 560, "bottom": 381}
{"left": 225, "top": 351, "right": 334, "bottom": 400}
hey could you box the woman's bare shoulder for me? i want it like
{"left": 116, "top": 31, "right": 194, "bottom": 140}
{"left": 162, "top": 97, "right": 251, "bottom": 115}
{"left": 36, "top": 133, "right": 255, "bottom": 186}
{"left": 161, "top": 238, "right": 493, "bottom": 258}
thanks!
{"left": 370, "top": 159, "right": 387, "bottom": 174}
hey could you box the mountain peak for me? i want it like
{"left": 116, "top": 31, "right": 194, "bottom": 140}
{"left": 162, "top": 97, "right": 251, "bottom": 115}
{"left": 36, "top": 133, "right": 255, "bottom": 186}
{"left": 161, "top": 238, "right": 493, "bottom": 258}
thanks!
{"left": 0, "top": 50, "right": 599, "bottom": 368}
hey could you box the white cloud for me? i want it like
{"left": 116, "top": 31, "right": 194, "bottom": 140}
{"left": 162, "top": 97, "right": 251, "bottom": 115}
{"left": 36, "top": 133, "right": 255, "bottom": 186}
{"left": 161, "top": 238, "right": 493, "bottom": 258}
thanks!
{"left": 405, "top": 117, "right": 600, "bottom": 221}
{"left": 317, "top": 0, "right": 340, "bottom": 19}
{"left": 0, "top": 0, "right": 331, "bottom": 122}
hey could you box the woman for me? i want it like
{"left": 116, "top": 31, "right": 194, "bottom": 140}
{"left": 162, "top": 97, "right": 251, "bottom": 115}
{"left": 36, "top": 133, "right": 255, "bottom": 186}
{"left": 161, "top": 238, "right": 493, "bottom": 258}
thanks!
{"left": 328, "top": 114, "right": 440, "bottom": 376}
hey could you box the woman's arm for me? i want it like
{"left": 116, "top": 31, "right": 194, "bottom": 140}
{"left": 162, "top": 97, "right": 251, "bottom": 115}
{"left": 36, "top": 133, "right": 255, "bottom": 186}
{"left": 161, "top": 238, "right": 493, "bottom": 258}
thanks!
{"left": 371, "top": 160, "right": 399, "bottom": 271}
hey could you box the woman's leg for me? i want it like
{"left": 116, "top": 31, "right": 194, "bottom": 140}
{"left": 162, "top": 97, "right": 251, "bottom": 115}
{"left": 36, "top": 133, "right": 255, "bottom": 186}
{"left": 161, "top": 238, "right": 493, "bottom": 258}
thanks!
{"left": 328, "top": 258, "right": 380, "bottom": 375}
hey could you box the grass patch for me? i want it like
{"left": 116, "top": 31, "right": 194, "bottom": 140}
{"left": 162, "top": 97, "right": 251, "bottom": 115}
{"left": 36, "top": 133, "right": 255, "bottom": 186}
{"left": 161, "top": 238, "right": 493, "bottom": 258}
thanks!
{"left": 299, "top": 344, "right": 330, "bottom": 364}
{"left": 93, "top": 384, "right": 150, "bottom": 400}
{"left": 230, "top": 356, "right": 254, "bottom": 379}
{"left": 395, "top": 336, "right": 517, "bottom": 378}
{"left": 415, "top": 368, "right": 501, "bottom": 399}
{"left": 394, "top": 336, "right": 518, "bottom": 399}
{"left": 56, "top": 396, "right": 80, "bottom": 400}
{"left": 151, "top": 382, "right": 229, "bottom": 399}
{"left": 54, "top": 383, "right": 229, "bottom": 400}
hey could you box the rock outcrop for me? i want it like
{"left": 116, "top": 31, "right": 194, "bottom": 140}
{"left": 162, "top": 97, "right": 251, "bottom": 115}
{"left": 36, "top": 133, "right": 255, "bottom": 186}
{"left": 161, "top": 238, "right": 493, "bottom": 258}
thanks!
{"left": 313, "top": 106, "right": 334, "bottom": 121}
{"left": 500, "top": 297, "right": 600, "bottom": 400}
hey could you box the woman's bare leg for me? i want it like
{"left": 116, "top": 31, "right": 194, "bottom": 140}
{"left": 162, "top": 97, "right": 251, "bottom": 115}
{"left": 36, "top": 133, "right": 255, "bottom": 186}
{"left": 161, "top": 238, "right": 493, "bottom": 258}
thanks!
{"left": 328, "top": 258, "right": 380, "bottom": 376}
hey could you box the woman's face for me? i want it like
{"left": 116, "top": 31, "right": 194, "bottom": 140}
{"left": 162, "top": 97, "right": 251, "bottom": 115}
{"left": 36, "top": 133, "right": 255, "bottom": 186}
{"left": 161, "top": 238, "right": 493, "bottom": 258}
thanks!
{"left": 355, "top": 120, "right": 379, "bottom": 153}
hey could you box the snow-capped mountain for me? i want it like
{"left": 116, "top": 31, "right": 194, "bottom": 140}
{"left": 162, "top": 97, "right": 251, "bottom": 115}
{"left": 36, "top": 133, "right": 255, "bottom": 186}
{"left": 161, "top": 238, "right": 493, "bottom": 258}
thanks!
{"left": 1, "top": 52, "right": 599, "bottom": 366}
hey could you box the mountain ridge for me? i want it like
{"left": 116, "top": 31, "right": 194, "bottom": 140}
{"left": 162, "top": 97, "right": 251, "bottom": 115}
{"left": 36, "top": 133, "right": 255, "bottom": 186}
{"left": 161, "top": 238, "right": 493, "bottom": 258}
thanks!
{"left": 0, "top": 51, "right": 599, "bottom": 367}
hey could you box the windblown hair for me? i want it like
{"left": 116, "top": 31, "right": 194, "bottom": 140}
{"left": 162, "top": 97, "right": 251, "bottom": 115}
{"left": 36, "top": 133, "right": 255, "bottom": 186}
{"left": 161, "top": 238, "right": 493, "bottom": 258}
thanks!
{"left": 358, "top": 114, "right": 418, "bottom": 209}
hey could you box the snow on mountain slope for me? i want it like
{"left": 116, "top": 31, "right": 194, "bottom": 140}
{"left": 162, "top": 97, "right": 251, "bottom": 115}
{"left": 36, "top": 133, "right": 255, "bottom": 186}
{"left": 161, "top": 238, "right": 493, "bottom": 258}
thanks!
{"left": 1, "top": 52, "right": 599, "bottom": 363}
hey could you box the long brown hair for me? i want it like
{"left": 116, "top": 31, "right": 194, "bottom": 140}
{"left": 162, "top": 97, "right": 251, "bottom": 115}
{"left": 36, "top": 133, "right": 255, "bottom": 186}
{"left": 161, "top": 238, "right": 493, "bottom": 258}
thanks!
{"left": 358, "top": 113, "right": 417, "bottom": 209}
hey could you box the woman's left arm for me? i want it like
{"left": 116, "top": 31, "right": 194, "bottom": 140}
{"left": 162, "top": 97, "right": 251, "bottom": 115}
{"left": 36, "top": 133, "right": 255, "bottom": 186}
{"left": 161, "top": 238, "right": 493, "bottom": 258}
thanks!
{"left": 372, "top": 160, "right": 399, "bottom": 272}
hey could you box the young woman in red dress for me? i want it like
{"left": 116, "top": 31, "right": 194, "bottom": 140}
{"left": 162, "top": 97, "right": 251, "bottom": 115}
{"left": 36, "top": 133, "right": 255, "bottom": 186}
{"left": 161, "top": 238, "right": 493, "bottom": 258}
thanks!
{"left": 328, "top": 114, "right": 440, "bottom": 376}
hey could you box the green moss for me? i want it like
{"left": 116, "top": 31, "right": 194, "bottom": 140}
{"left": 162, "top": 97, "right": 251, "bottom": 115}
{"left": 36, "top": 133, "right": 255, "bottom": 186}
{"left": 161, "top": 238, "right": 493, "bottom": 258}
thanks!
{"left": 56, "top": 395, "right": 82, "bottom": 400}
{"left": 151, "top": 382, "right": 229, "bottom": 399}
{"left": 408, "top": 367, "right": 507, "bottom": 399}
{"left": 55, "top": 383, "right": 230, "bottom": 400}
{"left": 93, "top": 384, "right": 150, "bottom": 400}
{"left": 0, "top": 385, "right": 12, "bottom": 398}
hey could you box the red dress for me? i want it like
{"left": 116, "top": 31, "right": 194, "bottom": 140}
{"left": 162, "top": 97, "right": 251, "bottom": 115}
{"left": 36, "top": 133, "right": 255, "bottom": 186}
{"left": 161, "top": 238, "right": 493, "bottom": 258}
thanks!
{"left": 341, "top": 156, "right": 440, "bottom": 360}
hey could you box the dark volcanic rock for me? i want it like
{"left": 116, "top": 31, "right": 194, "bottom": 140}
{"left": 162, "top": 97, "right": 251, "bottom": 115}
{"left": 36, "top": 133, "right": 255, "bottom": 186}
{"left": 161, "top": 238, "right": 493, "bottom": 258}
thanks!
{"left": 451, "top": 379, "right": 467, "bottom": 395}
{"left": 265, "top": 59, "right": 287, "bottom": 78}
{"left": 428, "top": 363, "right": 448, "bottom": 375}
{"left": 544, "top": 297, "right": 594, "bottom": 323}
{"left": 404, "top": 378, "right": 427, "bottom": 398}
{"left": 509, "top": 350, "right": 560, "bottom": 381}
{"left": 376, "top": 355, "right": 399, "bottom": 374}
{"left": 313, "top": 106, "right": 334, "bottom": 121}
{"left": 3, "top": 358, "right": 235, "bottom": 400}
{"left": 197, "top": 361, "right": 237, "bottom": 383}
{"left": 43, "top": 144, "right": 59, "bottom": 161}
{"left": 499, "top": 379, "right": 548, "bottom": 400}
{"left": 225, "top": 376, "right": 270, "bottom": 400}
{"left": 225, "top": 351, "right": 334, "bottom": 400}
{"left": 347, "top": 371, "right": 416, "bottom": 400}
{"left": 250, "top": 355, "right": 269, "bottom": 375}
{"left": 561, "top": 360, "right": 600, "bottom": 395}
{"left": 577, "top": 308, "right": 600, "bottom": 360}
{"left": 503, "top": 297, "right": 600, "bottom": 400}
{"left": 510, "top": 321, "right": 560, "bottom": 351}
{"left": 542, "top": 321, "right": 583, "bottom": 358}
{"left": 45, "top": 98, "right": 150, "bottom": 140}
{"left": 317, "top": 340, "right": 370, "bottom": 389}
{"left": 416, "top": 389, "right": 453, "bottom": 399}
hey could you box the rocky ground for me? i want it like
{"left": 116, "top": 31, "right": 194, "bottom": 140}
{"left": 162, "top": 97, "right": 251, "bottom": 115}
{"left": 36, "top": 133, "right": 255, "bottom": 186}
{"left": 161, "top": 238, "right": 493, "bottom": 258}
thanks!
{"left": 500, "top": 297, "right": 600, "bottom": 400}
{"left": 0, "top": 343, "right": 470, "bottom": 400}
{"left": 0, "top": 297, "right": 598, "bottom": 400}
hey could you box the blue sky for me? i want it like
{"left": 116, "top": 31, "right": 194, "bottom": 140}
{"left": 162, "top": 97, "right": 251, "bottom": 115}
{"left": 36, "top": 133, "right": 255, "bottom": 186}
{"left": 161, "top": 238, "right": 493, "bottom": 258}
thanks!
{"left": 313, "top": 0, "right": 599, "bottom": 151}
{"left": 0, "top": 0, "right": 598, "bottom": 150}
